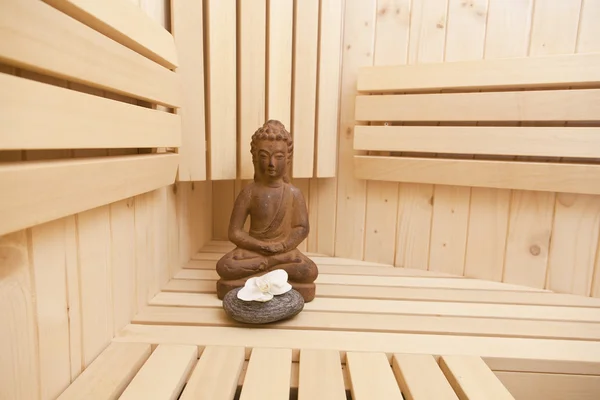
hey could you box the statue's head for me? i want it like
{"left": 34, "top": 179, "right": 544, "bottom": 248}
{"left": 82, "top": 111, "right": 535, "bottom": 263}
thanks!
{"left": 250, "top": 120, "right": 293, "bottom": 183}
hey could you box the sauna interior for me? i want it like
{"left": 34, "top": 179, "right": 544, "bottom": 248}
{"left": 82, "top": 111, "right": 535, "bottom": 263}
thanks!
{"left": 2, "top": 0, "right": 600, "bottom": 399}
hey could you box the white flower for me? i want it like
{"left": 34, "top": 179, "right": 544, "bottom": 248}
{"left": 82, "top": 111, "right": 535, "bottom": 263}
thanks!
{"left": 237, "top": 269, "right": 292, "bottom": 302}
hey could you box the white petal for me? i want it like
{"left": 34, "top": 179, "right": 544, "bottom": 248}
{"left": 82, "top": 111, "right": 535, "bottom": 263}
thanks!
{"left": 237, "top": 282, "right": 263, "bottom": 301}
{"left": 254, "top": 292, "right": 274, "bottom": 302}
{"left": 264, "top": 269, "right": 288, "bottom": 284}
{"left": 270, "top": 282, "right": 292, "bottom": 295}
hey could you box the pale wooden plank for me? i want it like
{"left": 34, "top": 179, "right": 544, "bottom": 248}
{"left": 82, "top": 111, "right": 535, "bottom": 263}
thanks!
{"left": 445, "top": 0, "right": 488, "bottom": 62}
{"left": 115, "top": 324, "right": 600, "bottom": 375}
{"left": 440, "top": 355, "right": 515, "bottom": 399}
{"left": 333, "top": 0, "right": 376, "bottom": 260}
{"left": 57, "top": 342, "right": 151, "bottom": 400}
{"left": 315, "top": 0, "right": 344, "bottom": 177}
{"left": 171, "top": 0, "right": 207, "bottom": 181}
{"left": 0, "top": 73, "right": 180, "bottom": 150}
{"left": 407, "top": 0, "right": 449, "bottom": 64}
{"left": 0, "top": 153, "right": 178, "bottom": 236}
{"left": 316, "top": 178, "right": 337, "bottom": 255}
{"left": 42, "top": 0, "right": 178, "bottom": 69}
{"left": 298, "top": 349, "right": 346, "bottom": 400}
{"left": 149, "top": 292, "right": 600, "bottom": 322}
{"left": 578, "top": 0, "right": 600, "bottom": 53}
{"left": 150, "top": 187, "right": 169, "bottom": 298}
{"left": 211, "top": 181, "right": 235, "bottom": 240}
{"left": 355, "top": 89, "right": 600, "bottom": 122}
{"left": 134, "top": 191, "right": 151, "bottom": 313}
{"left": 529, "top": 0, "right": 582, "bottom": 57}
{"left": 292, "top": 0, "right": 319, "bottom": 178}
{"left": 240, "top": 348, "right": 292, "bottom": 400}
{"left": 239, "top": 0, "right": 266, "bottom": 179}
{"left": 180, "top": 346, "right": 245, "bottom": 400}
{"left": 30, "top": 220, "right": 72, "bottom": 399}
{"left": 0, "top": 230, "right": 39, "bottom": 400}
{"left": 495, "top": 371, "right": 600, "bottom": 400}
{"left": 484, "top": 0, "right": 533, "bottom": 59}
{"left": 120, "top": 344, "right": 198, "bottom": 400}
{"left": 1, "top": 0, "right": 180, "bottom": 107}
{"left": 357, "top": 52, "right": 600, "bottom": 92}
{"left": 354, "top": 126, "right": 600, "bottom": 158}
{"left": 206, "top": 0, "right": 237, "bottom": 180}
{"left": 162, "top": 278, "right": 600, "bottom": 307}
{"left": 64, "top": 216, "right": 83, "bottom": 381}
{"left": 354, "top": 156, "right": 600, "bottom": 196}
{"left": 307, "top": 178, "right": 319, "bottom": 251}
{"left": 78, "top": 206, "right": 113, "bottom": 367}
{"left": 346, "top": 352, "right": 403, "bottom": 399}
{"left": 392, "top": 353, "right": 458, "bottom": 400}
{"left": 267, "top": 0, "right": 293, "bottom": 128}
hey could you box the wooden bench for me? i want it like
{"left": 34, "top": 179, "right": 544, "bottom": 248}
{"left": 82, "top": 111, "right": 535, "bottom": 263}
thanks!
{"left": 57, "top": 341, "right": 516, "bottom": 399}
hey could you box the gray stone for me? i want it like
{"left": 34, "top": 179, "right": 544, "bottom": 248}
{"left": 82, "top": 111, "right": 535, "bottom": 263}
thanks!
{"left": 222, "top": 287, "right": 305, "bottom": 324}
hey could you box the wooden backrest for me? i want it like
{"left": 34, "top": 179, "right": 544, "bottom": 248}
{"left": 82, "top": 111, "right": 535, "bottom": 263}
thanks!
{"left": 0, "top": 0, "right": 181, "bottom": 236}
{"left": 353, "top": 53, "right": 600, "bottom": 195}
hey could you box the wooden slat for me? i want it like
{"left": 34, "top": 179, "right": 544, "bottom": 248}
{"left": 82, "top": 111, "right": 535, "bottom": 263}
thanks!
{"left": 346, "top": 352, "right": 403, "bottom": 399}
{"left": 392, "top": 354, "right": 458, "bottom": 400}
{"left": 240, "top": 348, "right": 292, "bottom": 400}
{"left": 315, "top": 0, "right": 343, "bottom": 177}
{"left": 114, "top": 324, "right": 600, "bottom": 375}
{"left": 0, "top": 0, "right": 180, "bottom": 107}
{"left": 134, "top": 305, "right": 600, "bottom": 342}
{"left": 357, "top": 52, "right": 600, "bottom": 92}
{"left": 1, "top": 73, "right": 180, "bottom": 150}
{"left": 354, "top": 156, "right": 600, "bottom": 196}
{"left": 0, "top": 153, "right": 179, "bottom": 236}
{"left": 355, "top": 89, "right": 600, "bottom": 122}
{"left": 298, "top": 349, "right": 346, "bottom": 400}
{"left": 439, "top": 355, "right": 516, "bottom": 400}
{"left": 205, "top": 0, "right": 237, "bottom": 180}
{"left": 171, "top": 0, "right": 207, "bottom": 180}
{"left": 57, "top": 342, "right": 151, "bottom": 400}
{"left": 495, "top": 371, "right": 600, "bottom": 400}
{"left": 292, "top": 0, "right": 319, "bottom": 178}
{"left": 180, "top": 346, "right": 245, "bottom": 400}
{"left": 149, "top": 292, "right": 600, "bottom": 323}
{"left": 354, "top": 126, "right": 600, "bottom": 159}
{"left": 238, "top": 0, "right": 266, "bottom": 179}
{"left": 120, "top": 344, "right": 197, "bottom": 400}
{"left": 42, "top": 0, "right": 178, "bottom": 69}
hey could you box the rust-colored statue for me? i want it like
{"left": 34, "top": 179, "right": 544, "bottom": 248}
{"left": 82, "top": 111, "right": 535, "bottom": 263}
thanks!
{"left": 216, "top": 120, "right": 318, "bottom": 302}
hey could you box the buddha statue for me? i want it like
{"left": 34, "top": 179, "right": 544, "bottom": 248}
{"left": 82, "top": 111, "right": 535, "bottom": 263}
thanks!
{"left": 216, "top": 120, "right": 318, "bottom": 302}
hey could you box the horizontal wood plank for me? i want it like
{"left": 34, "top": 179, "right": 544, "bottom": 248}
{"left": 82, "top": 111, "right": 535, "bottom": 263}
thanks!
{"left": 113, "top": 324, "right": 600, "bottom": 375}
{"left": 495, "top": 371, "right": 600, "bottom": 400}
{"left": 1, "top": 73, "right": 180, "bottom": 150}
{"left": 43, "top": 0, "right": 178, "bottom": 69}
{"left": 346, "top": 352, "right": 403, "bottom": 399}
{"left": 57, "top": 342, "right": 151, "bottom": 400}
{"left": 354, "top": 156, "right": 600, "bottom": 195}
{"left": 357, "top": 52, "right": 600, "bottom": 92}
{"left": 355, "top": 89, "right": 600, "bottom": 122}
{"left": 240, "top": 348, "right": 292, "bottom": 400}
{"left": 298, "top": 349, "right": 346, "bottom": 400}
{"left": 0, "top": 153, "right": 179, "bottom": 236}
{"left": 0, "top": 0, "right": 180, "bottom": 107}
{"left": 354, "top": 126, "right": 600, "bottom": 159}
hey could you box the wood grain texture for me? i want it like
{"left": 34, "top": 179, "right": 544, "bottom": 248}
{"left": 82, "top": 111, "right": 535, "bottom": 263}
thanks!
{"left": 298, "top": 349, "right": 346, "bottom": 400}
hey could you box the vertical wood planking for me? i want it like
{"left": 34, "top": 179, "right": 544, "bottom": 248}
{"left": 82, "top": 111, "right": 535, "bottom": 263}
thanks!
{"left": 240, "top": 348, "right": 292, "bottom": 400}
{"left": 333, "top": 0, "right": 376, "bottom": 259}
{"left": 307, "top": 178, "right": 319, "bottom": 253}
{"left": 64, "top": 216, "right": 83, "bottom": 381}
{"left": 346, "top": 352, "right": 403, "bottom": 399}
{"left": 408, "top": 0, "right": 449, "bottom": 63}
{"left": 293, "top": 179, "right": 311, "bottom": 252}
{"left": 212, "top": 181, "right": 236, "bottom": 240}
{"left": 298, "top": 349, "right": 346, "bottom": 400}
{"left": 267, "top": 0, "right": 294, "bottom": 128}
{"left": 171, "top": 0, "right": 207, "bottom": 180}
{"left": 30, "top": 220, "right": 71, "bottom": 400}
{"left": 206, "top": 0, "right": 237, "bottom": 180}
{"left": 547, "top": 194, "right": 600, "bottom": 295}
{"left": 464, "top": 0, "right": 532, "bottom": 282}
{"left": 77, "top": 206, "right": 113, "bottom": 367}
{"left": 364, "top": 0, "right": 411, "bottom": 265}
{"left": 167, "top": 185, "right": 180, "bottom": 277}
{"left": 577, "top": 0, "right": 600, "bottom": 53}
{"left": 292, "top": 0, "right": 319, "bottom": 178}
{"left": 317, "top": 178, "right": 337, "bottom": 255}
{"left": 135, "top": 192, "right": 152, "bottom": 313}
{"left": 315, "top": 0, "right": 344, "bottom": 177}
{"left": 239, "top": 0, "right": 266, "bottom": 179}
{"left": 0, "top": 231, "right": 40, "bottom": 400}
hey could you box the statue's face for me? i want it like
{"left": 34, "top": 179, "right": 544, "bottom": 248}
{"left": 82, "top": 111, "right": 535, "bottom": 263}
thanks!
{"left": 256, "top": 139, "right": 288, "bottom": 180}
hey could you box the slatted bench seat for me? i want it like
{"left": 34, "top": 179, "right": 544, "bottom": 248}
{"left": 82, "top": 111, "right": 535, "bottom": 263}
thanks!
{"left": 57, "top": 341, "right": 516, "bottom": 399}
{"left": 55, "top": 241, "right": 600, "bottom": 399}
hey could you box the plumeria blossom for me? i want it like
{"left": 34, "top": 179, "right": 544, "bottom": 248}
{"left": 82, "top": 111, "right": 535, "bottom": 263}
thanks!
{"left": 237, "top": 269, "right": 292, "bottom": 302}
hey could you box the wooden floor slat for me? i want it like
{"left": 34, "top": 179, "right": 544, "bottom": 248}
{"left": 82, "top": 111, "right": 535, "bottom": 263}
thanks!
{"left": 392, "top": 354, "right": 459, "bottom": 400}
{"left": 119, "top": 344, "right": 197, "bottom": 400}
{"left": 179, "top": 346, "right": 245, "bottom": 400}
{"left": 346, "top": 352, "right": 403, "bottom": 399}
{"left": 440, "top": 355, "right": 516, "bottom": 400}
{"left": 113, "top": 324, "right": 600, "bottom": 375}
{"left": 239, "top": 348, "right": 293, "bottom": 400}
{"left": 57, "top": 342, "right": 151, "bottom": 400}
{"left": 298, "top": 349, "right": 347, "bottom": 400}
